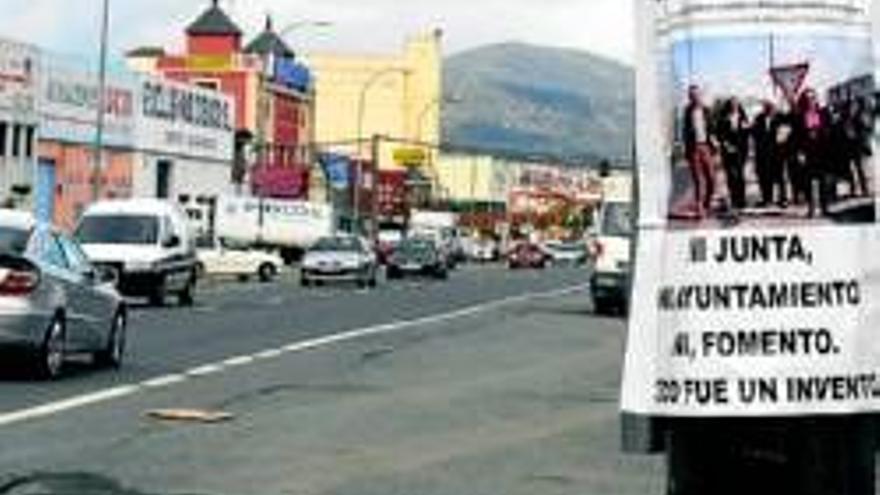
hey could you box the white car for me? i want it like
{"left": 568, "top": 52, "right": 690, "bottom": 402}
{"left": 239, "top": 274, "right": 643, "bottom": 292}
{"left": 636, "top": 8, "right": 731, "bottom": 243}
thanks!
{"left": 196, "top": 238, "right": 283, "bottom": 283}
{"left": 468, "top": 239, "right": 499, "bottom": 262}
{"left": 300, "top": 235, "right": 378, "bottom": 288}
{"left": 543, "top": 240, "right": 588, "bottom": 266}
{"left": 76, "top": 199, "right": 198, "bottom": 307}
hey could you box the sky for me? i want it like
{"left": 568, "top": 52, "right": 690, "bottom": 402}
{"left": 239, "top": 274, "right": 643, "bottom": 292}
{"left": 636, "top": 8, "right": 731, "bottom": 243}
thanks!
{"left": 0, "top": 0, "right": 636, "bottom": 67}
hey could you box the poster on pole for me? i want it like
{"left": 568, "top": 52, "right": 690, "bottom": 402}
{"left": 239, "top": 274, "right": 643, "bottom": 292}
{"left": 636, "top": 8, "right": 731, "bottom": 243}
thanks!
{"left": 621, "top": 0, "right": 880, "bottom": 417}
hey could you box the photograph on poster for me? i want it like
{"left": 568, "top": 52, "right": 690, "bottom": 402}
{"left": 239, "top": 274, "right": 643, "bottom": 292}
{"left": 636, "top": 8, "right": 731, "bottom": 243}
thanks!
{"left": 668, "top": 34, "right": 877, "bottom": 228}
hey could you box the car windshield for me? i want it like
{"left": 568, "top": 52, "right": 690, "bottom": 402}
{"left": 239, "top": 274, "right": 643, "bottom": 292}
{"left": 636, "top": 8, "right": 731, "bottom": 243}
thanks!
{"left": 0, "top": 226, "right": 30, "bottom": 255}
{"left": 76, "top": 215, "right": 160, "bottom": 245}
{"left": 557, "top": 243, "right": 584, "bottom": 252}
{"left": 601, "top": 203, "right": 633, "bottom": 237}
{"left": 378, "top": 231, "right": 403, "bottom": 244}
{"left": 397, "top": 240, "right": 434, "bottom": 256}
{"left": 311, "top": 237, "right": 360, "bottom": 253}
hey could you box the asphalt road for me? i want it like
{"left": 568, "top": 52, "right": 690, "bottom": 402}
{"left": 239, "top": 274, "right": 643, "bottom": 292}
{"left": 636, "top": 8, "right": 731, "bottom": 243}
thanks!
{"left": 0, "top": 265, "right": 663, "bottom": 495}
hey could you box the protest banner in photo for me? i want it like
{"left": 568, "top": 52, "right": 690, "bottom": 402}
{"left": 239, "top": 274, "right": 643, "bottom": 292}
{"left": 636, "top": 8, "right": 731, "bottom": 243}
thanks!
{"left": 621, "top": 0, "right": 880, "bottom": 416}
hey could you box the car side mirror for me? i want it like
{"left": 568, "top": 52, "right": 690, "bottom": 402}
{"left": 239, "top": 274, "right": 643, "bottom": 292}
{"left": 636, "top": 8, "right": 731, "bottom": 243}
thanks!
{"left": 163, "top": 235, "right": 181, "bottom": 249}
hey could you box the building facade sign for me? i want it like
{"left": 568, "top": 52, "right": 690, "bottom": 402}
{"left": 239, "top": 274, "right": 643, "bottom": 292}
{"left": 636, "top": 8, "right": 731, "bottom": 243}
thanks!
{"left": 137, "top": 77, "right": 234, "bottom": 162}
{"left": 40, "top": 63, "right": 136, "bottom": 147}
{"left": 0, "top": 39, "right": 38, "bottom": 121}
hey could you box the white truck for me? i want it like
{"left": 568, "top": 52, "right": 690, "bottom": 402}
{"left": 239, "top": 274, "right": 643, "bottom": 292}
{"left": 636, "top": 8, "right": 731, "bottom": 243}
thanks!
{"left": 409, "top": 210, "right": 464, "bottom": 266}
{"left": 213, "top": 196, "right": 335, "bottom": 265}
{"left": 589, "top": 175, "right": 634, "bottom": 315}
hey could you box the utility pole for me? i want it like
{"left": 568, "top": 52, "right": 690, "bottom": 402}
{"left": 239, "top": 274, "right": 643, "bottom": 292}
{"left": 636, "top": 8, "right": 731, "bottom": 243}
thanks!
{"left": 369, "top": 134, "right": 381, "bottom": 241}
{"left": 91, "top": 0, "right": 110, "bottom": 202}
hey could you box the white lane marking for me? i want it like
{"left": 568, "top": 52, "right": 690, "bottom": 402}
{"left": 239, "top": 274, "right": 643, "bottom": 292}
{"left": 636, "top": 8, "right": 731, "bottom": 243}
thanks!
{"left": 253, "top": 349, "right": 284, "bottom": 360}
{"left": 186, "top": 364, "right": 224, "bottom": 377}
{"left": 140, "top": 374, "right": 187, "bottom": 388}
{"left": 0, "top": 385, "right": 139, "bottom": 427}
{"left": 222, "top": 355, "right": 256, "bottom": 367}
{"left": 0, "top": 284, "right": 588, "bottom": 428}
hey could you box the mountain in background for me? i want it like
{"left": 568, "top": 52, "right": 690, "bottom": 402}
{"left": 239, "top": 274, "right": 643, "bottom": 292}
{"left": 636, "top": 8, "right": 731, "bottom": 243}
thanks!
{"left": 442, "top": 43, "right": 634, "bottom": 164}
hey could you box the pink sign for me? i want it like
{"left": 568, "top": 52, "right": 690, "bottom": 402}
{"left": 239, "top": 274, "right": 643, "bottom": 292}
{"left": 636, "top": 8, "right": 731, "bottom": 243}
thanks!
{"left": 251, "top": 164, "right": 309, "bottom": 199}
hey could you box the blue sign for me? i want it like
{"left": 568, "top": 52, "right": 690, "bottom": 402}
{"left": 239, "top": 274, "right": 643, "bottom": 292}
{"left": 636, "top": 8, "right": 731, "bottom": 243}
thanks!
{"left": 274, "top": 59, "right": 312, "bottom": 93}
{"left": 319, "top": 153, "right": 351, "bottom": 190}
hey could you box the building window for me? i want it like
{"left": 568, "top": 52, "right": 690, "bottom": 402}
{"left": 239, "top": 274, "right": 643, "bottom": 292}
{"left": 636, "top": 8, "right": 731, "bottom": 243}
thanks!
{"left": 25, "top": 126, "right": 34, "bottom": 158}
{"left": 194, "top": 79, "right": 220, "bottom": 91}
{"left": 0, "top": 122, "right": 7, "bottom": 157}
{"left": 11, "top": 125, "right": 21, "bottom": 157}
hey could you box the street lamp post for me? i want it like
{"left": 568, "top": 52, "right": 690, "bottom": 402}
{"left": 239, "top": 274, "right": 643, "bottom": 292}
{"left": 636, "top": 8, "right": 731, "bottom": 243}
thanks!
{"left": 91, "top": 0, "right": 110, "bottom": 202}
{"left": 353, "top": 67, "right": 408, "bottom": 235}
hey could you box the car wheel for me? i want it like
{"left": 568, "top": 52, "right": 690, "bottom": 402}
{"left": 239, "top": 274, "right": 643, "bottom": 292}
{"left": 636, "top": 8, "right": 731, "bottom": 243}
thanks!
{"left": 38, "top": 317, "right": 66, "bottom": 380}
{"left": 593, "top": 296, "right": 611, "bottom": 316}
{"left": 94, "top": 311, "right": 126, "bottom": 369}
{"left": 149, "top": 276, "right": 166, "bottom": 307}
{"left": 178, "top": 273, "right": 196, "bottom": 307}
{"left": 258, "top": 263, "right": 277, "bottom": 283}
{"left": 300, "top": 273, "right": 311, "bottom": 287}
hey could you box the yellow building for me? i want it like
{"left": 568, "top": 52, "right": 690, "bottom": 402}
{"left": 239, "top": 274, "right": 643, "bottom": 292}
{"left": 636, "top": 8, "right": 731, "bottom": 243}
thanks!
{"left": 307, "top": 30, "right": 443, "bottom": 171}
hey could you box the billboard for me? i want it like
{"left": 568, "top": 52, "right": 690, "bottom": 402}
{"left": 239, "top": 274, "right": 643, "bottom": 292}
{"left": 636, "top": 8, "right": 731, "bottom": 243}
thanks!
{"left": 137, "top": 76, "right": 234, "bottom": 162}
{"left": 622, "top": 0, "right": 880, "bottom": 417}
{"left": 0, "top": 38, "right": 38, "bottom": 122}
{"left": 39, "top": 60, "right": 136, "bottom": 147}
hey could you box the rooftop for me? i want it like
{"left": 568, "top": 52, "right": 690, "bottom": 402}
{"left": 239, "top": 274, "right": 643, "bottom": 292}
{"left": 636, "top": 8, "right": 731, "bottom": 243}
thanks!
{"left": 244, "top": 16, "right": 295, "bottom": 59}
{"left": 186, "top": 0, "right": 242, "bottom": 37}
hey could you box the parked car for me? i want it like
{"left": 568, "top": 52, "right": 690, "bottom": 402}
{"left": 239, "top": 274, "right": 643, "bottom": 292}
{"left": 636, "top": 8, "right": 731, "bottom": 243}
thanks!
{"left": 76, "top": 199, "right": 198, "bottom": 307}
{"left": 0, "top": 210, "right": 127, "bottom": 379}
{"left": 543, "top": 240, "right": 588, "bottom": 266}
{"left": 468, "top": 238, "right": 499, "bottom": 263}
{"left": 386, "top": 238, "right": 449, "bottom": 280}
{"left": 300, "top": 235, "right": 378, "bottom": 288}
{"left": 196, "top": 237, "right": 283, "bottom": 282}
{"left": 508, "top": 242, "right": 548, "bottom": 269}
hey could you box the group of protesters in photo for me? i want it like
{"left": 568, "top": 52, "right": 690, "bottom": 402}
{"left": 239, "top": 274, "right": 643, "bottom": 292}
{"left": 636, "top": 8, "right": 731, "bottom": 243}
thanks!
{"left": 681, "top": 84, "right": 874, "bottom": 220}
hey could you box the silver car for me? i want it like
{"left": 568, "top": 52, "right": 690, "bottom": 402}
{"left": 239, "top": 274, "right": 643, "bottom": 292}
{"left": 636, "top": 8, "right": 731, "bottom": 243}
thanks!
{"left": 300, "top": 235, "right": 378, "bottom": 288}
{"left": 0, "top": 210, "right": 127, "bottom": 379}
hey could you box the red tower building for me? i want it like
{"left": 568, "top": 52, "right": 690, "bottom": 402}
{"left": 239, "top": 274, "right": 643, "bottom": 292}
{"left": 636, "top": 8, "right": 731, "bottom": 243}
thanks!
{"left": 126, "top": 0, "right": 315, "bottom": 199}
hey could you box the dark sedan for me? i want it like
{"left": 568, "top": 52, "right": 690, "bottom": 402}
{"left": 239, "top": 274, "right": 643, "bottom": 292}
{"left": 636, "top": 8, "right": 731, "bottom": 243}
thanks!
{"left": 386, "top": 239, "right": 449, "bottom": 280}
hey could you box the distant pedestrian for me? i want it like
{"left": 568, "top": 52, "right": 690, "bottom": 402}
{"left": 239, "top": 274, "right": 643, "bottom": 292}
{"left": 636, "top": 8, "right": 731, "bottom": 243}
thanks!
{"left": 717, "top": 97, "right": 750, "bottom": 210}
{"left": 681, "top": 85, "right": 717, "bottom": 218}
{"left": 752, "top": 101, "right": 778, "bottom": 207}
{"left": 773, "top": 106, "right": 797, "bottom": 208}
{"left": 795, "top": 88, "right": 833, "bottom": 218}
{"left": 843, "top": 98, "right": 872, "bottom": 197}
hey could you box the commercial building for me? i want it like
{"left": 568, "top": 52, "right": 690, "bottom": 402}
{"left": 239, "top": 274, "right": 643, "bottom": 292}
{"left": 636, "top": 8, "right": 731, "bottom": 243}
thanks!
{"left": 37, "top": 55, "right": 137, "bottom": 228}
{"left": 0, "top": 39, "right": 39, "bottom": 210}
{"left": 308, "top": 30, "right": 443, "bottom": 171}
{"left": 433, "top": 151, "right": 603, "bottom": 235}
{"left": 126, "top": 0, "right": 315, "bottom": 200}
{"left": 38, "top": 53, "right": 236, "bottom": 231}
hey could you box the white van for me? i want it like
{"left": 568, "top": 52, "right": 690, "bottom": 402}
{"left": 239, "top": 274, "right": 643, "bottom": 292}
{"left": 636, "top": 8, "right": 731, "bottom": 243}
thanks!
{"left": 76, "top": 199, "right": 198, "bottom": 306}
{"left": 589, "top": 176, "right": 634, "bottom": 315}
